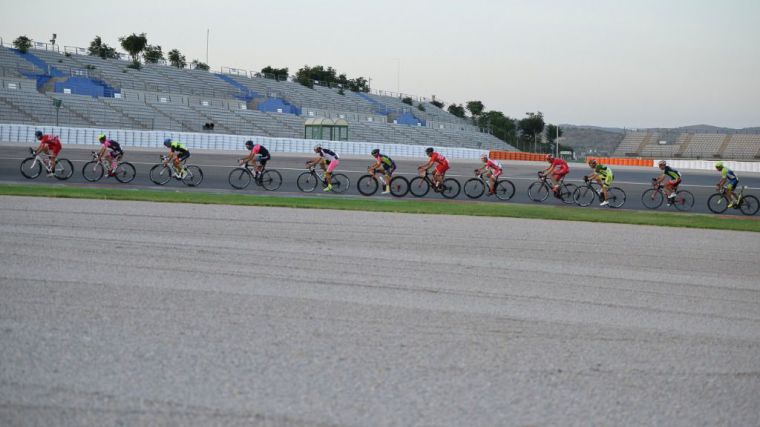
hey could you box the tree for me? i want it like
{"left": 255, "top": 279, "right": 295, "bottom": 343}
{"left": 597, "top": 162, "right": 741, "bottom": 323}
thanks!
{"left": 143, "top": 45, "right": 164, "bottom": 64}
{"left": 466, "top": 101, "right": 485, "bottom": 117}
{"left": 430, "top": 100, "right": 444, "bottom": 109}
{"left": 295, "top": 65, "right": 339, "bottom": 88}
{"left": 191, "top": 60, "right": 210, "bottom": 71}
{"left": 518, "top": 112, "right": 545, "bottom": 152}
{"left": 118, "top": 33, "right": 148, "bottom": 64}
{"left": 261, "top": 66, "right": 289, "bottom": 81}
{"left": 545, "top": 124, "right": 563, "bottom": 144}
{"left": 447, "top": 104, "right": 466, "bottom": 118}
{"left": 88, "top": 36, "right": 118, "bottom": 59}
{"left": 478, "top": 111, "right": 517, "bottom": 145}
{"left": 347, "top": 77, "right": 369, "bottom": 92}
{"left": 401, "top": 97, "right": 413, "bottom": 106}
{"left": 167, "top": 49, "right": 186, "bottom": 68}
{"left": 13, "top": 35, "right": 32, "bottom": 53}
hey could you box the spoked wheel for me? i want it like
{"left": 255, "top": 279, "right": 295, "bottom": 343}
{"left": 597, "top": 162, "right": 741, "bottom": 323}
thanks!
{"left": 182, "top": 165, "right": 204, "bottom": 187}
{"left": 409, "top": 177, "right": 430, "bottom": 197}
{"left": 527, "top": 181, "right": 549, "bottom": 202}
{"left": 463, "top": 178, "right": 485, "bottom": 199}
{"left": 228, "top": 168, "right": 252, "bottom": 190}
{"left": 389, "top": 176, "right": 409, "bottom": 197}
{"left": 19, "top": 158, "right": 42, "bottom": 179}
{"left": 573, "top": 185, "right": 597, "bottom": 207}
{"left": 330, "top": 173, "right": 350, "bottom": 193}
{"left": 259, "top": 170, "right": 282, "bottom": 191}
{"left": 297, "top": 172, "right": 318, "bottom": 192}
{"left": 672, "top": 190, "right": 694, "bottom": 211}
{"left": 739, "top": 195, "right": 760, "bottom": 216}
{"left": 53, "top": 159, "right": 74, "bottom": 180}
{"left": 357, "top": 174, "right": 380, "bottom": 196}
{"left": 494, "top": 179, "right": 516, "bottom": 201}
{"left": 641, "top": 188, "right": 664, "bottom": 209}
{"left": 441, "top": 178, "right": 461, "bottom": 199}
{"left": 606, "top": 187, "right": 626, "bottom": 208}
{"left": 82, "top": 161, "right": 105, "bottom": 182}
{"left": 114, "top": 162, "right": 136, "bottom": 183}
{"left": 560, "top": 183, "right": 577, "bottom": 204}
{"left": 149, "top": 164, "right": 172, "bottom": 185}
{"left": 707, "top": 193, "right": 728, "bottom": 214}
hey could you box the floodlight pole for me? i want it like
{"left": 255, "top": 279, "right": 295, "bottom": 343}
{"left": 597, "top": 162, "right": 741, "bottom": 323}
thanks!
{"left": 556, "top": 125, "right": 559, "bottom": 158}
{"left": 206, "top": 29, "right": 209, "bottom": 65}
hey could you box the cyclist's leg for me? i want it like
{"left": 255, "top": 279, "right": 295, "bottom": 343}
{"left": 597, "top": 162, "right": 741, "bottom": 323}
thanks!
{"left": 325, "top": 158, "right": 339, "bottom": 188}
{"left": 48, "top": 146, "right": 60, "bottom": 172}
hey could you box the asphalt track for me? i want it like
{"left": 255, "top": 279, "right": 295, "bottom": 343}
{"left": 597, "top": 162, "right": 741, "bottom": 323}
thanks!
{"left": 2, "top": 144, "right": 760, "bottom": 216}
{"left": 1, "top": 196, "right": 759, "bottom": 426}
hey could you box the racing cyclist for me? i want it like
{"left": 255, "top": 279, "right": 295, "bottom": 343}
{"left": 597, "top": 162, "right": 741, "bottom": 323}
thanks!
{"left": 240, "top": 140, "right": 271, "bottom": 179}
{"left": 475, "top": 154, "right": 503, "bottom": 195}
{"left": 306, "top": 145, "right": 340, "bottom": 192}
{"left": 715, "top": 161, "right": 740, "bottom": 208}
{"left": 33, "top": 130, "right": 62, "bottom": 177}
{"left": 163, "top": 138, "right": 190, "bottom": 178}
{"left": 97, "top": 134, "right": 124, "bottom": 176}
{"left": 369, "top": 148, "right": 396, "bottom": 194}
{"left": 654, "top": 160, "right": 681, "bottom": 206}
{"left": 418, "top": 147, "right": 449, "bottom": 191}
{"left": 587, "top": 159, "right": 614, "bottom": 206}
{"left": 540, "top": 154, "right": 569, "bottom": 196}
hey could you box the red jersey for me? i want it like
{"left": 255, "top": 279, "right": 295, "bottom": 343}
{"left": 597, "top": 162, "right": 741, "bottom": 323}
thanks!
{"left": 485, "top": 159, "right": 502, "bottom": 171}
{"left": 429, "top": 152, "right": 448, "bottom": 166}
{"left": 40, "top": 134, "right": 61, "bottom": 147}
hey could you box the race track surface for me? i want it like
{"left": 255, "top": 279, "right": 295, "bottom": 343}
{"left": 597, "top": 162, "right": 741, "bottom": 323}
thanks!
{"left": 1, "top": 196, "right": 759, "bottom": 426}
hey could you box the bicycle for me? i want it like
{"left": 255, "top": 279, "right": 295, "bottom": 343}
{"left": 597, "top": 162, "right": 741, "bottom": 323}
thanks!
{"left": 149, "top": 155, "right": 203, "bottom": 187}
{"left": 707, "top": 185, "right": 759, "bottom": 215}
{"left": 81, "top": 151, "right": 136, "bottom": 183}
{"left": 527, "top": 172, "right": 577, "bottom": 204}
{"left": 463, "top": 170, "right": 515, "bottom": 200}
{"left": 573, "top": 176, "right": 626, "bottom": 208}
{"left": 409, "top": 170, "right": 461, "bottom": 199}
{"left": 228, "top": 162, "right": 282, "bottom": 191}
{"left": 296, "top": 166, "right": 350, "bottom": 193}
{"left": 357, "top": 168, "right": 409, "bottom": 197}
{"left": 19, "top": 147, "right": 73, "bottom": 180}
{"left": 641, "top": 179, "right": 694, "bottom": 211}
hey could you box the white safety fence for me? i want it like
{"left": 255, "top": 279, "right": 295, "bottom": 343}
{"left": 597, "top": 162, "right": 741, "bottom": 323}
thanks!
{"left": 654, "top": 159, "right": 760, "bottom": 173}
{"left": 0, "top": 124, "right": 487, "bottom": 160}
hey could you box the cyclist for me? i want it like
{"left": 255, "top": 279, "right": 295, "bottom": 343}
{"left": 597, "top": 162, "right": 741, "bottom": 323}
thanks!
{"left": 369, "top": 148, "right": 396, "bottom": 194}
{"left": 33, "top": 130, "right": 62, "bottom": 177}
{"left": 418, "top": 147, "right": 449, "bottom": 191}
{"left": 97, "top": 133, "right": 124, "bottom": 176}
{"left": 715, "top": 161, "right": 740, "bottom": 208}
{"left": 475, "top": 154, "right": 502, "bottom": 195}
{"left": 587, "top": 158, "right": 614, "bottom": 206}
{"left": 654, "top": 160, "right": 681, "bottom": 206}
{"left": 540, "top": 154, "right": 569, "bottom": 196}
{"left": 163, "top": 138, "right": 190, "bottom": 178}
{"left": 240, "top": 140, "right": 271, "bottom": 178}
{"left": 306, "top": 145, "right": 340, "bottom": 192}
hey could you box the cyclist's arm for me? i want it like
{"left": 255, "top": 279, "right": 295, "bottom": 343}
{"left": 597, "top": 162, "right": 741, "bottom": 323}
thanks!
{"left": 305, "top": 156, "right": 321, "bottom": 167}
{"left": 419, "top": 159, "right": 434, "bottom": 170}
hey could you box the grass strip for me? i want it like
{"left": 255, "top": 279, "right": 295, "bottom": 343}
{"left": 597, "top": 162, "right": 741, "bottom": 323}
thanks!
{"left": 1, "top": 183, "right": 758, "bottom": 232}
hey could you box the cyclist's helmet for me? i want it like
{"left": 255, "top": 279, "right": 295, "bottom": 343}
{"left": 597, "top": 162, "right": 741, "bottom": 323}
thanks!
{"left": 98, "top": 133, "right": 106, "bottom": 142}
{"left": 425, "top": 147, "right": 434, "bottom": 155}
{"left": 35, "top": 130, "right": 43, "bottom": 139}
{"left": 313, "top": 144, "right": 322, "bottom": 152}
{"left": 371, "top": 148, "right": 380, "bottom": 156}
{"left": 546, "top": 154, "right": 554, "bottom": 162}
{"left": 481, "top": 154, "right": 488, "bottom": 161}
{"left": 245, "top": 140, "right": 254, "bottom": 149}
{"left": 163, "top": 138, "right": 172, "bottom": 147}
{"left": 714, "top": 161, "right": 723, "bottom": 169}
{"left": 658, "top": 160, "right": 667, "bottom": 167}
{"left": 588, "top": 158, "right": 597, "bottom": 167}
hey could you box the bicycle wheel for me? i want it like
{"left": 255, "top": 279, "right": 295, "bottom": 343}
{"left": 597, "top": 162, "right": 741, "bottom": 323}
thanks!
{"left": 19, "top": 157, "right": 41, "bottom": 179}
{"left": 182, "top": 165, "right": 204, "bottom": 187}
{"left": 149, "top": 164, "right": 172, "bottom": 185}
{"left": 707, "top": 193, "right": 728, "bottom": 214}
{"left": 52, "top": 159, "right": 73, "bottom": 180}
{"left": 495, "top": 179, "right": 516, "bottom": 201}
{"left": 408, "top": 177, "right": 430, "bottom": 197}
{"left": 330, "top": 173, "right": 350, "bottom": 193}
{"left": 641, "top": 189, "right": 663, "bottom": 209}
{"left": 357, "top": 174, "right": 379, "bottom": 196}
{"left": 672, "top": 190, "right": 694, "bottom": 211}
{"left": 82, "top": 161, "right": 104, "bottom": 182}
{"left": 390, "top": 176, "right": 409, "bottom": 197}
{"left": 606, "top": 187, "right": 626, "bottom": 208}
{"left": 441, "top": 178, "right": 461, "bottom": 199}
{"left": 739, "top": 195, "right": 760, "bottom": 216}
{"left": 463, "top": 178, "right": 485, "bottom": 199}
{"left": 573, "top": 185, "right": 596, "bottom": 207}
{"left": 527, "top": 181, "right": 549, "bottom": 202}
{"left": 260, "top": 170, "right": 282, "bottom": 191}
{"left": 297, "top": 171, "right": 318, "bottom": 192}
{"left": 114, "top": 162, "right": 136, "bottom": 183}
{"left": 560, "top": 183, "right": 577, "bottom": 204}
{"left": 228, "top": 167, "right": 252, "bottom": 190}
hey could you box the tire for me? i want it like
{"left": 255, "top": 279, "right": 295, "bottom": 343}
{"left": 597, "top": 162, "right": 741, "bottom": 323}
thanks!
{"left": 53, "top": 159, "right": 73, "bottom": 180}
{"left": 114, "top": 162, "right": 136, "bottom": 183}
{"left": 228, "top": 167, "right": 252, "bottom": 190}
{"left": 389, "top": 176, "right": 409, "bottom": 197}
{"left": 409, "top": 177, "right": 430, "bottom": 197}
{"left": 573, "top": 185, "right": 597, "bottom": 207}
{"left": 259, "top": 170, "right": 282, "bottom": 191}
{"left": 527, "top": 181, "right": 549, "bottom": 202}
{"left": 495, "top": 179, "right": 516, "bottom": 201}
{"left": 707, "top": 193, "right": 728, "bottom": 214}
{"left": 441, "top": 178, "right": 461, "bottom": 199}
{"left": 607, "top": 187, "right": 626, "bottom": 208}
{"left": 641, "top": 189, "right": 663, "bottom": 209}
{"left": 19, "top": 157, "right": 41, "bottom": 179}
{"left": 672, "top": 190, "right": 694, "bottom": 211}
{"left": 297, "top": 171, "right": 318, "bottom": 192}
{"left": 182, "top": 165, "right": 203, "bottom": 187}
{"left": 739, "top": 195, "right": 760, "bottom": 216}
{"left": 330, "top": 173, "right": 350, "bottom": 193}
{"left": 82, "top": 161, "right": 104, "bottom": 182}
{"left": 560, "top": 183, "right": 577, "bottom": 204}
{"left": 463, "top": 178, "right": 485, "bottom": 199}
{"left": 149, "top": 164, "right": 172, "bottom": 185}
{"left": 357, "top": 174, "right": 379, "bottom": 196}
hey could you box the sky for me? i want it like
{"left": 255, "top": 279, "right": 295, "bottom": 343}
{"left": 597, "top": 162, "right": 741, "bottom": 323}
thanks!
{"left": 1, "top": 0, "right": 759, "bottom": 128}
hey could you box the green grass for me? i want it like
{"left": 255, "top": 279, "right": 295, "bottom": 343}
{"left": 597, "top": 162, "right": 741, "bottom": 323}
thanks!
{"left": 1, "top": 183, "right": 758, "bottom": 232}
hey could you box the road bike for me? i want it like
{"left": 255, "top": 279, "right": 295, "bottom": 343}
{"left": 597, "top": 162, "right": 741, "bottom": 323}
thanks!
{"left": 573, "top": 176, "right": 626, "bottom": 208}
{"left": 19, "top": 147, "right": 73, "bottom": 180}
{"left": 707, "top": 185, "right": 759, "bottom": 215}
{"left": 641, "top": 179, "right": 694, "bottom": 211}
{"left": 149, "top": 155, "right": 203, "bottom": 187}
{"left": 527, "top": 172, "right": 577, "bottom": 204}
{"left": 409, "top": 170, "right": 461, "bottom": 199}
{"left": 81, "top": 151, "right": 136, "bottom": 183}
{"left": 296, "top": 166, "right": 350, "bottom": 193}
{"left": 356, "top": 168, "right": 409, "bottom": 197}
{"left": 228, "top": 162, "right": 282, "bottom": 191}
{"left": 463, "top": 170, "right": 515, "bottom": 200}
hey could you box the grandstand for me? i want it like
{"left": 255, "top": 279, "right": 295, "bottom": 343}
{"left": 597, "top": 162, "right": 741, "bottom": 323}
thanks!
{"left": 0, "top": 43, "right": 515, "bottom": 151}
{"left": 613, "top": 130, "right": 760, "bottom": 160}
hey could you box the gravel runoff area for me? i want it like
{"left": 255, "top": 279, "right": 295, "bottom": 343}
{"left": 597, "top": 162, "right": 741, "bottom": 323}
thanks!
{"left": 1, "top": 196, "right": 759, "bottom": 426}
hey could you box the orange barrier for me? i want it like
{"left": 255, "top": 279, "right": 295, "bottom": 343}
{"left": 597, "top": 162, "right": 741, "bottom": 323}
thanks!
{"left": 585, "top": 157, "right": 654, "bottom": 167}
